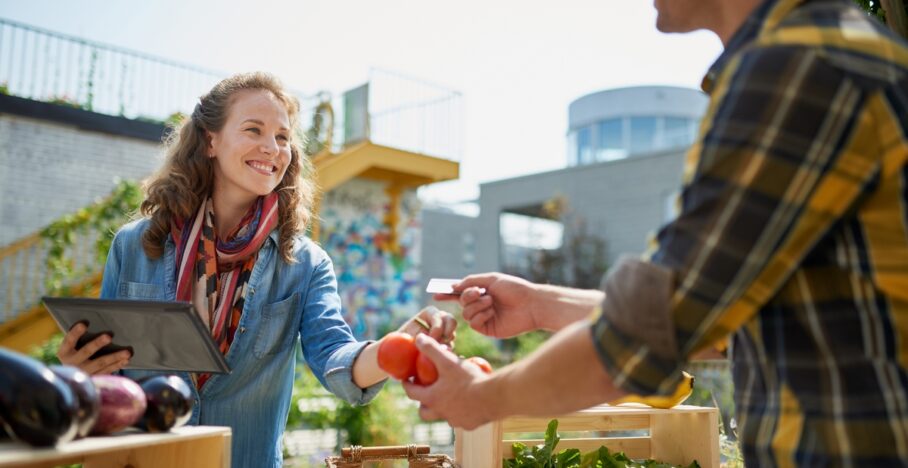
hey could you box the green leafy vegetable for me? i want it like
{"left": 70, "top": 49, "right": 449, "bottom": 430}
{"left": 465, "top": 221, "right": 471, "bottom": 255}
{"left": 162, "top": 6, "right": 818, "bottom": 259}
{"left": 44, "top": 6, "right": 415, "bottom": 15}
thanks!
{"left": 503, "top": 419, "right": 701, "bottom": 468}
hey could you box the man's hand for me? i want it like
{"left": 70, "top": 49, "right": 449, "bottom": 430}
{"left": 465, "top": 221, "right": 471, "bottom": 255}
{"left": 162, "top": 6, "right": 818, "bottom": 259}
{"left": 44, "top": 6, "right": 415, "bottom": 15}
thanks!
{"left": 434, "top": 273, "right": 541, "bottom": 338}
{"left": 402, "top": 334, "right": 497, "bottom": 430}
{"left": 57, "top": 322, "right": 131, "bottom": 375}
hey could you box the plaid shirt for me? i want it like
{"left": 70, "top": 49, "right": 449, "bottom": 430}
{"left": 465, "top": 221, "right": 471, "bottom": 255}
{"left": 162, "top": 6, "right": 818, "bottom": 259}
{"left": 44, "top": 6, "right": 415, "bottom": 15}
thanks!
{"left": 591, "top": 0, "right": 908, "bottom": 465}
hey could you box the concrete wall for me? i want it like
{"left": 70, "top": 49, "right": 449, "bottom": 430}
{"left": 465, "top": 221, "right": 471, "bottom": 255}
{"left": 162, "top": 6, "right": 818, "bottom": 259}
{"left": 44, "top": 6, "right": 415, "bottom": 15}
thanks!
{"left": 0, "top": 113, "right": 163, "bottom": 245}
{"left": 419, "top": 208, "right": 477, "bottom": 300}
{"left": 419, "top": 148, "right": 686, "bottom": 288}
{"left": 476, "top": 148, "right": 685, "bottom": 272}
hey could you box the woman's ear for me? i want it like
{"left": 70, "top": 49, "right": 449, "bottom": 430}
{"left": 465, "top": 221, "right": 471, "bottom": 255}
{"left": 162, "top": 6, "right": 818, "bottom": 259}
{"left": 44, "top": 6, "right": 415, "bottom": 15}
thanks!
{"left": 205, "top": 130, "right": 215, "bottom": 157}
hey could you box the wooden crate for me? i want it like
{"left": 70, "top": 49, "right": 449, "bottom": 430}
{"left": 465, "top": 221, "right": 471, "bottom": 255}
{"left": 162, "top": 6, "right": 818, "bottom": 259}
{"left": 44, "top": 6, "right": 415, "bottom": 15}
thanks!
{"left": 455, "top": 404, "right": 719, "bottom": 468}
{"left": 0, "top": 425, "right": 231, "bottom": 468}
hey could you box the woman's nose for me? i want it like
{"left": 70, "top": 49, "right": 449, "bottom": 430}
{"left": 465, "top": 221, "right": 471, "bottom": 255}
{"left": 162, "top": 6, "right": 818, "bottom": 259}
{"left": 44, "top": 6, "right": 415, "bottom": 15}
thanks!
{"left": 261, "top": 138, "right": 278, "bottom": 155}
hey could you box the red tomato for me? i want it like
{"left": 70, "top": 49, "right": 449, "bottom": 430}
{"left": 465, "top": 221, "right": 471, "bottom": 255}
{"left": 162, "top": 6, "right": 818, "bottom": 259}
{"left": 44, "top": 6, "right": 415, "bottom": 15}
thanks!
{"left": 466, "top": 356, "right": 493, "bottom": 374}
{"left": 415, "top": 352, "right": 438, "bottom": 385}
{"left": 377, "top": 332, "right": 419, "bottom": 380}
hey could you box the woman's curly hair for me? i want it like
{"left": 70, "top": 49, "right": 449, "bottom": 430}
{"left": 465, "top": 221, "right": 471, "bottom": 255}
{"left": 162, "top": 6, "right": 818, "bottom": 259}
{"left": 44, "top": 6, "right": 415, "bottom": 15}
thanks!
{"left": 141, "top": 71, "right": 315, "bottom": 263}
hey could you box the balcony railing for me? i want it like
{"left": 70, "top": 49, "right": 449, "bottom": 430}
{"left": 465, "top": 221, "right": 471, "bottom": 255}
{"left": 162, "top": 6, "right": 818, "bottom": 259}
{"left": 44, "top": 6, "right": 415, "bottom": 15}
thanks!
{"left": 298, "top": 68, "right": 463, "bottom": 162}
{"left": 0, "top": 17, "right": 463, "bottom": 161}
{"left": 0, "top": 17, "right": 223, "bottom": 121}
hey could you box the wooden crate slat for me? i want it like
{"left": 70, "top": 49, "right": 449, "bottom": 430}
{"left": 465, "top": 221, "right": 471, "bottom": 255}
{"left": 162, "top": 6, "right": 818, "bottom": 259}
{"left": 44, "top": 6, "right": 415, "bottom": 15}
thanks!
{"left": 501, "top": 436, "right": 651, "bottom": 459}
{"left": 503, "top": 413, "right": 650, "bottom": 433}
{"left": 579, "top": 404, "right": 714, "bottom": 415}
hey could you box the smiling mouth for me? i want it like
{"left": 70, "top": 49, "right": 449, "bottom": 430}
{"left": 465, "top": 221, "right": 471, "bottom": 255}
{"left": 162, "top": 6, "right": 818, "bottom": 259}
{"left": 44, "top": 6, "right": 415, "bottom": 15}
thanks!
{"left": 246, "top": 161, "right": 277, "bottom": 175}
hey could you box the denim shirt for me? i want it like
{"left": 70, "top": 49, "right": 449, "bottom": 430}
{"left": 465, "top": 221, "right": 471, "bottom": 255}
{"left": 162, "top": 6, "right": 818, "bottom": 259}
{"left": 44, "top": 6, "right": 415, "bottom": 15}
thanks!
{"left": 101, "top": 219, "right": 385, "bottom": 468}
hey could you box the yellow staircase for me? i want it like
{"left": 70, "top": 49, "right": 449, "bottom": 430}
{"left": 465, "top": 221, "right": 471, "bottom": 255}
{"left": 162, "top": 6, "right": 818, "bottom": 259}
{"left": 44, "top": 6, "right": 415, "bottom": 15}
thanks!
{"left": 0, "top": 142, "right": 458, "bottom": 353}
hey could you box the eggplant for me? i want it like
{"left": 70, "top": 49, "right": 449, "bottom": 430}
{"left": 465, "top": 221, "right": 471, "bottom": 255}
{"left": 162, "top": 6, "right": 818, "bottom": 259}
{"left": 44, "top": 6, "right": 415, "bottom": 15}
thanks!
{"left": 90, "top": 375, "right": 146, "bottom": 435}
{"left": 49, "top": 365, "right": 100, "bottom": 439}
{"left": 0, "top": 347, "right": 79, "bottom": 447}
{"left": 136, "top": 375, "right": 193, "bottom": 432}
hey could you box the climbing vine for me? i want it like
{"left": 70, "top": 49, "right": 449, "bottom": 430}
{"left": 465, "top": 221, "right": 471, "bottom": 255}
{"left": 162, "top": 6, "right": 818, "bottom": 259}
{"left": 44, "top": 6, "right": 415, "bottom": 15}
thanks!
{"left": 40, "top": 179, "right": 143, "bottom": 294}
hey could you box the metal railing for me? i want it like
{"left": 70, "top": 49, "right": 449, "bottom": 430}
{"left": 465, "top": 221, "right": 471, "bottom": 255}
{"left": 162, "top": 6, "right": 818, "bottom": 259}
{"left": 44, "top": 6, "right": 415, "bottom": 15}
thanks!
{"left": 368, "top": 68, "right": 463, "bottom": 161}
{"left": 0, "top": 18, "right": 463, "bottom": 160}
{"left": 0, "top": 17, "right": 224, "bottom": 121}
{"left": 298, "top": 69, "right": 463, "bottom": 161}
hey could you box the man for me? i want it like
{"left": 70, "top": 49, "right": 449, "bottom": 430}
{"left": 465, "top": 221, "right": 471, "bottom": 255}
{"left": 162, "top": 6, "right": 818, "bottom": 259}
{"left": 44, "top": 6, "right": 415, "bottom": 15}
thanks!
{"left": 403, "top": 0, "right": 908, "bottom": 465}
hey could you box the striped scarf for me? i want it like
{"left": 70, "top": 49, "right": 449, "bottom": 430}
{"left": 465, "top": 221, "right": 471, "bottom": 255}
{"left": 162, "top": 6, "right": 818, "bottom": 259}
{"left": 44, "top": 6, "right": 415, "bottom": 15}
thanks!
{"left": 171, "top": 193, "right": 279, "bottom": 388}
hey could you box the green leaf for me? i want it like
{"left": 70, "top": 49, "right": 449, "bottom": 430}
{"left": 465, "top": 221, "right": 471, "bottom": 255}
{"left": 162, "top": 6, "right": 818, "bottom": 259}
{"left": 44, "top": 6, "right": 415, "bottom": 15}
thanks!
{"left": 544, "top": 418, "right": 561, "bottom": 453}
{"left": 555, "top": 448, "right": 582, "bottom": 467}
{"left": 512, "top": 442, "right": 530, "bottom": 458}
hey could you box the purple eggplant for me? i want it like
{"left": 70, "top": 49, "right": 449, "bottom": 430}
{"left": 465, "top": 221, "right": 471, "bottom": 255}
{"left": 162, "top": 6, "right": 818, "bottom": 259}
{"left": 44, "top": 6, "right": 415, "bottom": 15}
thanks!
{"left": 0, "top": 347, "right": 79, "bottom": 446}
{"left": 90, "top": 375, "right": 146, "bottom": 435}
{"left": 49, "top": 365, "right": 100, "bottom": 439}
{"left": 136, "top": 375, "right": 193, "bottom": 432}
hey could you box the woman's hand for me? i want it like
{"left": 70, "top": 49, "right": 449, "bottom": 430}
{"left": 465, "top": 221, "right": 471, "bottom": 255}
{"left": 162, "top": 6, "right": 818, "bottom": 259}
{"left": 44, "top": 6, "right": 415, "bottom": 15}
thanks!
{"left": 352, "top": 306, "right": 457, "bottom": 388}
{"left": 57, "top": 322, "right": 131, "bottom": 375}
{"left": 397, "top": 306, "right": 457, "bottom": 348}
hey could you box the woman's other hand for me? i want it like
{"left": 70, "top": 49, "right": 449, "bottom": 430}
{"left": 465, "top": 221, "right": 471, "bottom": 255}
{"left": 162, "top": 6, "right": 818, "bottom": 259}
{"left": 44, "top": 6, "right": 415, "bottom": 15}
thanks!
{"left": 57, "top": 322, "right": 131, "bottom": 374}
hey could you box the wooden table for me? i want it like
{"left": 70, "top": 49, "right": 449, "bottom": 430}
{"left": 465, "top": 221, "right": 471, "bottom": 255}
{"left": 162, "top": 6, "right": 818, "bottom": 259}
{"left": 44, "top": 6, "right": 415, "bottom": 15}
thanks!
{"left": 0, "top": 426, "right": 231, "bottom": 468}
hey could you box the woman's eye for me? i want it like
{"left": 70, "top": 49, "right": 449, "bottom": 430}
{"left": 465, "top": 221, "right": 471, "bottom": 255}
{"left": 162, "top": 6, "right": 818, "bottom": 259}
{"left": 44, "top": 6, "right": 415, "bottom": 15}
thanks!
{"left": 277, "top": 134, "right": 289, "bottom": 142}
{"left": 245, "top": 127, "right": 261, "bottom": 134}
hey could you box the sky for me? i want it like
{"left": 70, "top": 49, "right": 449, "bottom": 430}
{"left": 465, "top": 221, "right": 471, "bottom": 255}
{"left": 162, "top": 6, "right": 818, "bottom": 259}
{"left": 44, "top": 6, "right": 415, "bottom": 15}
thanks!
{"left": 0, "top": 0, "right": 724, "bottom": 205}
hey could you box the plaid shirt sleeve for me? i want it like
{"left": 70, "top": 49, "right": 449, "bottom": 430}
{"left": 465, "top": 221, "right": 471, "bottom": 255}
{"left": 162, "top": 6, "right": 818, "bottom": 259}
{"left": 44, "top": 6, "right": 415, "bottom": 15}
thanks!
{"left": 590, "top": 42, "right": 884, "bottom": 396}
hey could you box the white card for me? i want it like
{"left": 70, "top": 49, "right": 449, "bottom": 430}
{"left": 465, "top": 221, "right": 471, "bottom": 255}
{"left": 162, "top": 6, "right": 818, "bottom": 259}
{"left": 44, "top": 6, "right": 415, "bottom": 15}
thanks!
{"left": 426, "top": 278, "right": 461, "bottom": 295}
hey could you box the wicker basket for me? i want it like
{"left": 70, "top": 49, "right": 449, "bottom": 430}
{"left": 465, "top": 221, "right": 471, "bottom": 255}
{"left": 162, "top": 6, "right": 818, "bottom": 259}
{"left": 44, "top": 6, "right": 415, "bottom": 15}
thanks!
{"left": 325, "top": 445, "right": 456, "bottom": 467}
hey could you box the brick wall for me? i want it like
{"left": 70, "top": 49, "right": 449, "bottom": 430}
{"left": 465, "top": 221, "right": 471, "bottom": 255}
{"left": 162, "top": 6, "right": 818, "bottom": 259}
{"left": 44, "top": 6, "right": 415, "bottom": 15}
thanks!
{"left": 0, "top": 114, "right": 163, "bottom": 245}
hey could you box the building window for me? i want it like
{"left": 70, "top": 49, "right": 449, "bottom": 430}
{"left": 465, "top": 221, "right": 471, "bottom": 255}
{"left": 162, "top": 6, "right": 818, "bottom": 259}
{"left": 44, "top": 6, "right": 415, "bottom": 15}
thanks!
{"left": 577, "top": 126, "right": 593, "bottom": 165}
{"left": 663, "top": 117, "right": 694, "bottom": 149}
{"left": 569, "top": 114, "right": 701, "bottom": 167}
{"left": 499, "top": 211, "right": 564, "bottom": 279}
{"left": 596, "top": 118, "right": 626, "bottom": 162}
{"left": 629, "top": 116, "right": 657, "bottom": 154}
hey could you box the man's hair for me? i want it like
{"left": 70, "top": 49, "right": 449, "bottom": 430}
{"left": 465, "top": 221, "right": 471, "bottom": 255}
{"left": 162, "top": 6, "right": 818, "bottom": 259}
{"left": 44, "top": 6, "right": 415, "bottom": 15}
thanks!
{"left": 140, "top": 71, "right": 315, "bottom": 263}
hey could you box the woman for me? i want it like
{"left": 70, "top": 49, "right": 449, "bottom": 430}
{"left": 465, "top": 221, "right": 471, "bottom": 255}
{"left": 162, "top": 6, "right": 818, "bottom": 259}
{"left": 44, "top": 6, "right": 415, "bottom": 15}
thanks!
{"left": 56, "top": 72, "right": 456, "bottom": 467}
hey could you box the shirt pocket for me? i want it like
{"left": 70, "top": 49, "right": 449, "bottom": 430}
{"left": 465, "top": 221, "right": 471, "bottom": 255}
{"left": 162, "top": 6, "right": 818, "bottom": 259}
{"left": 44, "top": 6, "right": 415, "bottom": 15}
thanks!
{"left": 117, "top": 281, "right": 164, "bottom": 300}
{"left": 253, "top": 292, "right": 300, "bottom": 358}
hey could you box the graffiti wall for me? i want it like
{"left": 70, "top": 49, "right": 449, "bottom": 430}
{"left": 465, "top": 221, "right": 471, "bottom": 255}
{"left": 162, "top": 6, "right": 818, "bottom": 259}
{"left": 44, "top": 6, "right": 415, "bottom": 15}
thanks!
{"left": 319, "top": 178, "right": 423, "bottom": 340}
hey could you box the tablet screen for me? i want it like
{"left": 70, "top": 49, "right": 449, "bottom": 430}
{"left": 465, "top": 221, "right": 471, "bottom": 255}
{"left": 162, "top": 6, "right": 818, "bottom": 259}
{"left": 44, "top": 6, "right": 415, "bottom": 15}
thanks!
{"left": 43, "top": 297, "right": 230, "bottom": 374}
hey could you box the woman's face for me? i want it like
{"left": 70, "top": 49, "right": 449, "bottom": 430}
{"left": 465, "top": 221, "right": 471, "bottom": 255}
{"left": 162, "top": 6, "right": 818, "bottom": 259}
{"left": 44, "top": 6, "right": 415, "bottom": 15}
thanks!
{"left": 208, "top": 89, "right": 292, "bottom": 206}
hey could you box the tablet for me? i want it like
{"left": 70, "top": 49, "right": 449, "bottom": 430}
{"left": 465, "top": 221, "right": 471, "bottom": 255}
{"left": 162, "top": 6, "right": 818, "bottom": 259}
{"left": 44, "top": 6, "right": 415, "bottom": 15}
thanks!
{"left": 42, "top": 297, "right": 230, "bottom": 374}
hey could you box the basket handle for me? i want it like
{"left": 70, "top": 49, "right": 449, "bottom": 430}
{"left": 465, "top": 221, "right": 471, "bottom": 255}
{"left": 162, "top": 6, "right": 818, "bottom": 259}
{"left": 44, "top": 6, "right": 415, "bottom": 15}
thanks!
{"left": 340, "top": 445, "right": 431, "bottom": 460}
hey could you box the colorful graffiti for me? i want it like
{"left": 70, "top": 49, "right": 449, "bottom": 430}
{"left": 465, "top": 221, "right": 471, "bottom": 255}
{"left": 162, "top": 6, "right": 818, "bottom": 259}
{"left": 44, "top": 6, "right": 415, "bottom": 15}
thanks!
{"left": 319, "top": 179, "right": 423, "bottom": 340}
